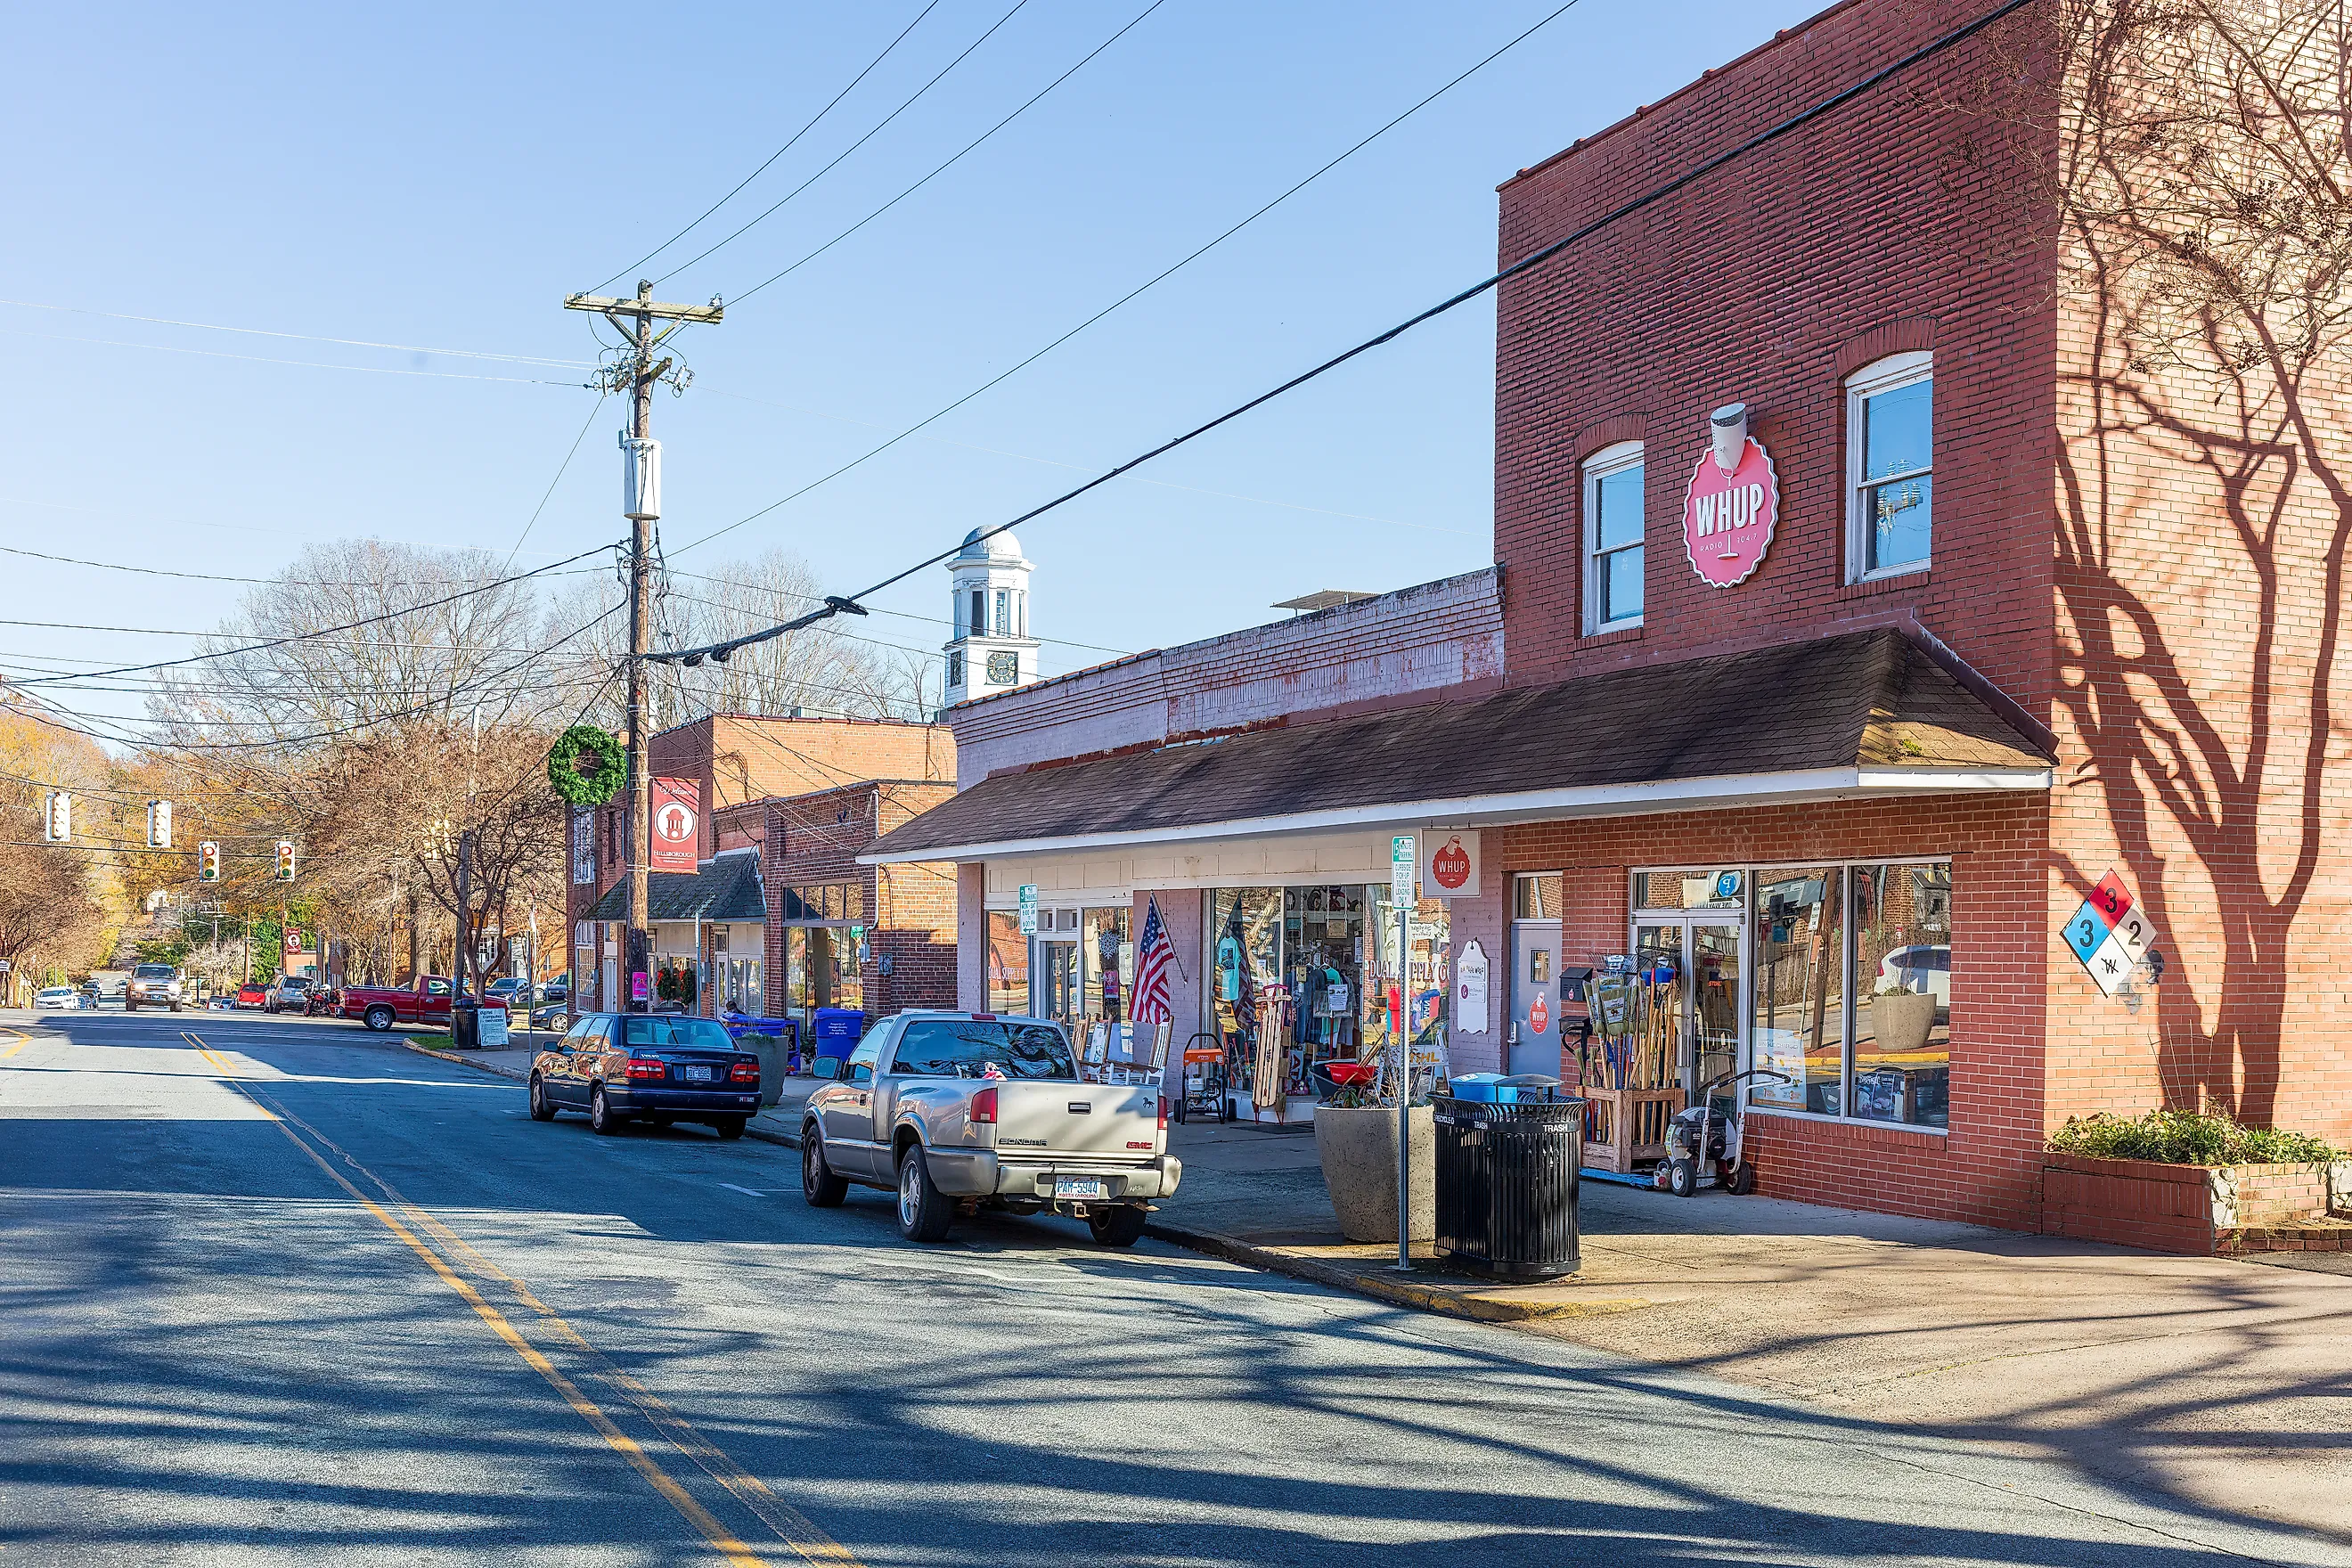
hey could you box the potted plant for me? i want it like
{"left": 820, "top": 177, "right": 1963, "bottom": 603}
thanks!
{"left": 1314, "top": 1076, "right": 1434, "bottom": 1244}
{"left": 1869, "top": 983, "right": 1938, "bottom": 1056}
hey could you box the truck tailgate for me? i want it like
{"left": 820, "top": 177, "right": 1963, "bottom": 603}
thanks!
{"left": 992, "top": 1082, "right": 1158, "bottom": 1161}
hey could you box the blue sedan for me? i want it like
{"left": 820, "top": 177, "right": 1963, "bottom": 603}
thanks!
{"left": 529, "top": 1013, "right": 760, "bottom": 1139}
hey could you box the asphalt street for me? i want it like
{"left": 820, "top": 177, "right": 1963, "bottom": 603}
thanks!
{"left": 1, "top": 1009, "right": 2338, "bottom": 1567}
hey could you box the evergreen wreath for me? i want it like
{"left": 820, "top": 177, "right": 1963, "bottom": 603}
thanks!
{"left": 546, "top": 725, "right": 625, "bottom": 806}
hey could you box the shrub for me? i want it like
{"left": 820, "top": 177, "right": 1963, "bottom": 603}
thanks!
{"left": 2048, "top": 1109, "right": 2339, "bottom": 1165}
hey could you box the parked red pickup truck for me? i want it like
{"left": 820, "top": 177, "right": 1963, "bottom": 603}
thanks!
{"left": 341, "top": 976, "right": 510, "bottom": 1033}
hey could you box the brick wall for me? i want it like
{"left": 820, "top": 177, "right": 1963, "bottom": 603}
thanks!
{"left": 762, "top": 780, "right": 958, "bottom": 1020}
{"left": 1491, "top": 0, "right": 2058, "bottom": 718}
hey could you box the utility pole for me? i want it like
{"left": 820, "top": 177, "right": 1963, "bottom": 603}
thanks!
{"left": 562, "top": 280, "right": 722, "bottom": 1013}
{"left": 455, "top": 829, "right": 473, "bottom": 1001}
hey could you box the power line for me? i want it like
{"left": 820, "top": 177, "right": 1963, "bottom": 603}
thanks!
{"left": 594, "top": 0, "right": 947, "bottom": 290}
{"left": 503, "top": 393, "right": 610, "bottom": 570}
{"left": 2, "top": 327, "right": 593, "bottom": 387}
{"left": 657, "top": 0, "right": 2038, "bottom": 665}
{"left": 674, "top": 0, "right": 1572, "bottom": 557}
{"left": 2, "top": 543, "right": 617, "bottom": 688}
{"left": 0, "top": 297, "right": 592, "bottom": 368}
{"left": 723, "top": 0, "right": 1167, "bottom": 307}
{"left": 5, "top": 603, "right": 619, "bottom": 752}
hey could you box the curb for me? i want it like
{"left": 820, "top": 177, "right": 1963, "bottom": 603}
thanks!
{"left": 1146, "top": 1220, "right": 1650, "bottom": 1325}
{"left": 403, "top": 1039, "right": 527, "bottom": 1082}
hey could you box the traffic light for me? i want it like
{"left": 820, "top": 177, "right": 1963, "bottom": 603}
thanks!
{"left": 146, "top": 799, "right": 173, "bottom": 849}
{"left": 275, "top": 840, "right": 296, "bottom": 881}
{"left": 197, "top": 842, "right": 220, "bottom": 882}
{"left": 42, "top": 792, "right": 69, "bottom": 844}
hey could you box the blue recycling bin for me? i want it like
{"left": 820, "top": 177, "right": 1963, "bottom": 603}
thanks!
{"left": 1448, "top": 1074, "right": 1505, "bottom": 1103}
{"left": 810, "top": 1009, "right": 868, "bottom": 1070}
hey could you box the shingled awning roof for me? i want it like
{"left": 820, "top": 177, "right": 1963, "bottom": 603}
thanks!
{"left": 864, "top": 630, "right": 2051, "bottom": 863}
{"left": 587, "top": 847, "right": 765, "bottom": 923}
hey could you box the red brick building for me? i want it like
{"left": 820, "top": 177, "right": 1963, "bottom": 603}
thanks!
{"left": 568, "top": 714, "right": 952, "bottom": 1014}
{"left": 763, "top": 781, "right": 960, "bottom": 1030}
{"left": 866, "top": 0, "right": 2352, "bottom": 1229}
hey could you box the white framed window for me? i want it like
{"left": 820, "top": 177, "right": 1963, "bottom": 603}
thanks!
{"left": 992, "top": 589, "right": 1010, "bottom": 635}
{"left": 1582, "top": 441, "right": 1645, "bottom": 633}
{"left": 1847, "top": 351, "right": 1932, "bottom": 580}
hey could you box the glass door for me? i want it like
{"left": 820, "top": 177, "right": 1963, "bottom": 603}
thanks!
{"left": 1035, "top": 940, "right": 1081, "bottom": 1029}
{"left": 1629, "top": 917, "right": 1746, "bottom": 1099}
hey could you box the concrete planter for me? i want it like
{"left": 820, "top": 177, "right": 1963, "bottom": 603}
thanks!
{"left": 1316, "top": 1105, "right": 1435, "bottom": 1245}
{"left": 739, "top": 1033, "right": 788, "bottom": 1107}
{"left": 2041, "top": 1154, "right": 2352, "bottom": 1254}
{"left": 1868, "top": 991, "right": 1938, "bottom": 1056}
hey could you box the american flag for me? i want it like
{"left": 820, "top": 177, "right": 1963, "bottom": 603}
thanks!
{"left": 1131, "top": 895, "right": 1173, "bottom": 1025}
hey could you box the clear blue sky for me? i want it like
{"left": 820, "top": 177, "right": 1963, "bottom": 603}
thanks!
{"left": 4, "top": 0, "right": 1823, "bottom": 718}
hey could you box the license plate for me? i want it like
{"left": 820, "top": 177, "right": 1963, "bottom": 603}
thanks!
{"left": 1053, "top": 1177, "right": 1107, "bottom": 1201}
{"left": 683, "top": 1066, "right": 713, "bottom": 1082}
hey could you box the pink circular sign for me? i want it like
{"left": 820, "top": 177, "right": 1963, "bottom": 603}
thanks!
{"left": 1682, "top": 437, "right": 1779, "bottom": 588}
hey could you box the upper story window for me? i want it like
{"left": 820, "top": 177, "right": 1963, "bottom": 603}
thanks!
{"left": 970, "top": 588, "right": 986, "bottom": 636}
{"left": 1848, "top": 352, "right": 1932, "bottom": 579}
{"left": 993, "top": 589, "right": 1011, "bottom": 635}
{"left": 1582, "top": 441, "right": 1645, "bottom": 633}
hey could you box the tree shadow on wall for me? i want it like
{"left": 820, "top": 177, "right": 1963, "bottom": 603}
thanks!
{"left": 2040, "top": 0, "right": 2352, "bottom": 1125}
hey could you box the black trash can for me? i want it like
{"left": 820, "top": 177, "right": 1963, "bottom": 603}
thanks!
{"left": 1433, "top": 1095, "right": 1584, "bottom": 1278}
{"left": 449, "top": 997, "right": 480, "bottom": 1051}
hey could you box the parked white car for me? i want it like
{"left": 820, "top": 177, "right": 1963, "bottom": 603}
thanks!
{"left": 34, "top": 986, "right": 84, "bottom": 1010}
{"left": 1877, "top": 944, "right": 1950, "bottom": 1006}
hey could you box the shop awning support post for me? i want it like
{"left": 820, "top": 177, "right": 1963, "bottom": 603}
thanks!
{"left": 1391, "top": 835, "right": 1416, "bottom": 1272}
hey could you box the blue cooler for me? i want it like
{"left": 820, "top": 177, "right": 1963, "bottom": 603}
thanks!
{"left": 810, "top": 1009, "right": 868, "bottom": 1070}
{"left": 1448, "top": 1074, "right": 1504, "bottom": 1103}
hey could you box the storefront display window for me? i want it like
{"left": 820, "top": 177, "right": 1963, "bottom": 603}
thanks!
{"left": 1634, "top": 860, "right": 1952, "bottom": 1130}
{"left": 1751, "top": 868, "right": 1842, "bottom": 1113}
{"left": 1851, "top": 862, "right": 1950, "bottom": 1127}
{"left": 1203, "top": 885, "right": 1398, "bottom": 1105}
{"left": 782, "top": 926, "right": 862, "bottom": 1024}
{"left": 985, "top": 911, "right": 1027, "bottom": 1016}
{"left": 1081, "top": 907, "right": 1131, "bottom": 1025}
{"left": 1366, "top": 887, "right": 1450, "bottom": 1074}
{"left": 1632, "top": 869, "right": 1744, "bottom": 911}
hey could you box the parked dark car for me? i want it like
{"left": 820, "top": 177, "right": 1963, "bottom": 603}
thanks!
{"left": 528, "top": 1013, "right": 759, "bottom": 1139}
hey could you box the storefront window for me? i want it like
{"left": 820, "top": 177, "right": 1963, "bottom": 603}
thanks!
{"left": 1632, "top": 869, "right": 1745, "bottom": 911}
{"left": 782, "top": 925, "right": 862, "bottom": 1024}
{"left": 1750, "top": 868, "right": 1842, "bottom": 1114}
{"left": 1366, "top": 887, "right": 1450, "bottom": 1079}
{"left": 984, "top": 911, "right": 1028, "bottom": 1016}
{"left": 1514, "top": 872, "right": 1563, "bottom": 919}
{"left": 1851, "top": 862, "right": 1951, "bottom": 1127}
{"left": 1081, "top": 907, "right": 1131, "bottom": 1025}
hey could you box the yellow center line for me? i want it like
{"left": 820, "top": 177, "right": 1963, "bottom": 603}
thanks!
{"left": 249, "top": 1091, "right": 861, "bottom": 1567}
{"left": 182, "top": 1029, "right": 236, "bottom": 1078}
{"left": 239, "top": 1092, "right": 773, "bottom": 1568}
{"left": 1, "top": 1029, "right": 31, "bottom": 1059}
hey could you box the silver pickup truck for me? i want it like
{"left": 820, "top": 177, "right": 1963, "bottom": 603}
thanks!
{"left": 800, "top": 1010, "right": 1180, "bottom": 1245}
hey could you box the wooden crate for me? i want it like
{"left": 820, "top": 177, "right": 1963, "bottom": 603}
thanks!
{"left": 1582, "top": 1087, "right": 1683, "bottom": 1172}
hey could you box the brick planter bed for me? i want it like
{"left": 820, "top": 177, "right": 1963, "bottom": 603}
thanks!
{"left": 2041, "top": 1155, "right": 2352, "bottom": 1255}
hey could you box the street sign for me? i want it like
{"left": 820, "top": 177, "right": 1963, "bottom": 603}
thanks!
{"left": 1391, "top": 835, "right": 1417, "bottom": 903}
{"left": 1018, "top": 884, "right": 1038, "bottom": 935}
{"left": 282, "top": 930, "right": 303, "bottom": 955}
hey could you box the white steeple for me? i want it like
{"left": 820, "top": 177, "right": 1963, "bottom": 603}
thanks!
{"left": 943, "top": 527, "right": 1038, "bottom": 706}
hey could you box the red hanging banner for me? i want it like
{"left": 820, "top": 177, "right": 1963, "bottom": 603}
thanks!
{"left": 651, "top": 777, "right": 700, "bottom": 871}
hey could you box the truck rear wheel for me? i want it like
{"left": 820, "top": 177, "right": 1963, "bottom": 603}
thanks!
{"left": 363, "top": 1005, "right": 394, "bottom": 1032}
{"left": 896, "top": 1146, "right": 953, "bottom": 1244}
{"left": 1088, "top": 1206, "right": 1147, "bottom": 1247}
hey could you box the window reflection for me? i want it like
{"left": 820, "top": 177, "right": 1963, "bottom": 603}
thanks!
{"left": 1851, "top": 863, "right": 1951, "bottom": 1127}
{"left": 1750, "top": 869, "right": 1842, "bottom": 1115}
